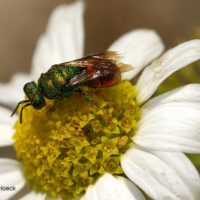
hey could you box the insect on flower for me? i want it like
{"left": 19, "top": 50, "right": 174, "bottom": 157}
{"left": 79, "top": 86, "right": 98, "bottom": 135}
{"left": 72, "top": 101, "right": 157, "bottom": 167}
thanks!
{"left": 11, "top": 51, "right": 133, "bottom": 123}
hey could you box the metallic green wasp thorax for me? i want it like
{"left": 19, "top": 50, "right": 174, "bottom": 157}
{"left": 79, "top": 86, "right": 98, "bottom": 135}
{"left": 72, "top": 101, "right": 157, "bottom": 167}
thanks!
{"left": 38, "top": 65, "right": 83, "bottom": 99}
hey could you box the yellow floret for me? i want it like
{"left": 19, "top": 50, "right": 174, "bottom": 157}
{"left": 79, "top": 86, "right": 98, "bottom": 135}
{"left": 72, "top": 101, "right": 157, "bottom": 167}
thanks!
{"left": 13, "top": 81, "right": 140, "bottom": 200}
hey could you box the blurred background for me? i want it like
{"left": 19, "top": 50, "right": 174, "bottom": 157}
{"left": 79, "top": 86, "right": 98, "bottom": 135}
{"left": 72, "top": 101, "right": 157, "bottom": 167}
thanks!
{"left": 0, "top": 0, "right": 200, "bottom": 199}
{"left": 0, "top": 0, "right": 200, "bottom": 82}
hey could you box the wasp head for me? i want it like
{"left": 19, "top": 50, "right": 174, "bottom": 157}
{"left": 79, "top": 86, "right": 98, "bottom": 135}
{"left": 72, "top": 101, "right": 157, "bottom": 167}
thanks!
{"left": 11, "top": 81, "right": 46, "bottom": 123}
{"left": 23, "top": 81, "right": 46, "bottom": 109}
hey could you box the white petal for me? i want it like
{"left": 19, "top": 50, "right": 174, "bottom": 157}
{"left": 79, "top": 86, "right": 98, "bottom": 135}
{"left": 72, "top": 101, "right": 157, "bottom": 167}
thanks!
{"left": 0, "top": 73, "right": 31, "bottom": 108}
{"left": 142, "top": 84, "right": 200, "bottom": 114}
{"left": 0, "top": 106, "right": 17, "bottom": 147}
{"left": 108, "top": 29, "right": 164, "bottom": 80}
{"left": 20, "top": 191, "right": 45, "bottom": 200}
{"left": 31, "top": 1, "right": 85, "bottom": 78}
{"left": 81, "top": 173, "right": 145, "bottom": 200}
{"left": 135, "top": 101, "right": 200, "bottom": 153}
{"left": 116, "top": 177, "right": 145, "bottom": 200}
{"left": 136, "top": 39, "right": 200, "bottom": 103}
{"left": 153, "top": 151, "right": 200, "bottom": 198}
{"left": 121, "top": 147, "right": 200, "bottom": 200}
{"left": 0, "top": 158, "right": 25, "bottom": 200}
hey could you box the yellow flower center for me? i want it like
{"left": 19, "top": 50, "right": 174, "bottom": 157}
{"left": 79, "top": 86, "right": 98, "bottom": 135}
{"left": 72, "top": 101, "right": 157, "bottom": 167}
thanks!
{"left": 13, "top": 81, "right": 140, "bottom": 200}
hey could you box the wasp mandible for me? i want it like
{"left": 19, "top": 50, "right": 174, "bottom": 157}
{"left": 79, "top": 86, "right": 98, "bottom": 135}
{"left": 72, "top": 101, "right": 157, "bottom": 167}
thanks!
{"left": 11, "top": 51, "right": 133, "bottom": 123}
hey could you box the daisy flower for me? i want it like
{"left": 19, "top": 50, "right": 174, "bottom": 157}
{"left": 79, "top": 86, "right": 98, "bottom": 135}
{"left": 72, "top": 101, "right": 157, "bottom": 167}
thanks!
{"left": 0, "top": 1, "right": 200, "bottom": 200}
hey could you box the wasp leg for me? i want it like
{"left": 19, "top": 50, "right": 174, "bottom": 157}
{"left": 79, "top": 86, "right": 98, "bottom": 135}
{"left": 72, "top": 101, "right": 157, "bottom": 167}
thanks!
{"left": 11, "top": 100, "right": 30, "bottom": 117}
{"left": 50, "top": 95, "right": 63, "bottom": 111}
{"left": 76, "top": 88, "right": 101, "bottom": 109}
{"left": 76, "top": 88, "right": 93, "bottom": 102}
{"left": 62, "top": 90, "right": 74, "bottom": 98}
{"left": 54, "top": 95, "right": 63, "bottom": 105}
{"left": 20, "top": 103, "right": 31, "bottom": 124}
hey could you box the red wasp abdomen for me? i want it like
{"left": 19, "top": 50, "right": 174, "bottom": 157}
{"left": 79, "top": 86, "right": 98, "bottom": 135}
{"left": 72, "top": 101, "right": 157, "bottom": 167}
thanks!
{"left": 86, "top": 70, "right": 121, "bottom": 88}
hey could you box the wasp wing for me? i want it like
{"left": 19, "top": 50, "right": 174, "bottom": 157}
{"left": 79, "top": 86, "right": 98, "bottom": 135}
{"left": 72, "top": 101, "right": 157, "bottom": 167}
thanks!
{"left": 59, "top": 51, "right": 133, "bottom": 72}
{"left": 61, "top": 51, "right": 133, "bottom": 87}
{"left": 67, "top": 69, "right": 100, "bottom": 87}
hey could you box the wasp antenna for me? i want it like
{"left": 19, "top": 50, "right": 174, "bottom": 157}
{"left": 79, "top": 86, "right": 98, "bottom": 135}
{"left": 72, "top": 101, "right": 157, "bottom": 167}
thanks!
{"left": 11, "top": 100, "right": 30, "bottom": 117}
{"left": 20, "top": 103, "right": 31, "bottom": 124}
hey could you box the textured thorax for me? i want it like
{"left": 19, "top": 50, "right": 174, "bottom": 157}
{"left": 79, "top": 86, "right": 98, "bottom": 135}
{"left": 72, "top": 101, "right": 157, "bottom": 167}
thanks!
{"left": 38, "top": 65, "right": 83, "bottom": 99}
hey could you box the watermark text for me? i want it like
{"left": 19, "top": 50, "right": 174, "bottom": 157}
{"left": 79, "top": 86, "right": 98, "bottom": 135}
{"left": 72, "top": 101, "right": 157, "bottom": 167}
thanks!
{"left": 0, "top": 186, "right": 15, "bottom": 191}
